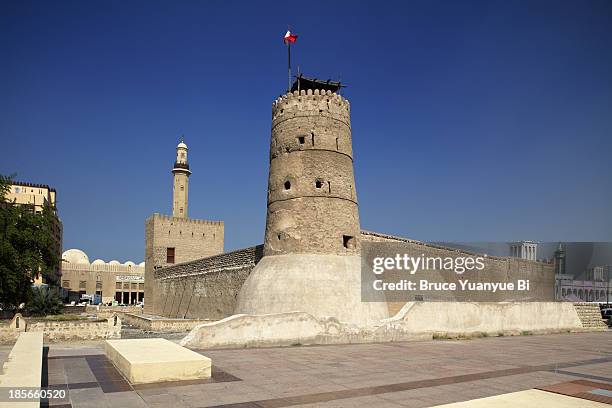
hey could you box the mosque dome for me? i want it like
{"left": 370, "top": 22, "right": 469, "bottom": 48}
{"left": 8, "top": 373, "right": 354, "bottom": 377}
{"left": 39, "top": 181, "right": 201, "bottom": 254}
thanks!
{"left": 109, "top": 260, "right": 120, "bottom": 265}
{"left": 92, "top": 259, "right": 105, "bottom": 265}
{"left": 124, "top": 261, "right": 135, "bottom": 266}
{"left": 138, "top": 262, "right": 145, "bottom": 267}
{"left": 62, "top": 249, "right": 90, "bottom": 264}
{"left": 177, "top": 141, "right": 187, "bottom": 149}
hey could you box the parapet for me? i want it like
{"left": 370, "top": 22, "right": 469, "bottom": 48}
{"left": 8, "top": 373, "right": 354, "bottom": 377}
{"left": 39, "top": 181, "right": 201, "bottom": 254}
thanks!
{"left": 147, "top": 213, "right": 224, "bottom": 226}
{"left": 271, "top": 90, "right": 351, "bottom": 126}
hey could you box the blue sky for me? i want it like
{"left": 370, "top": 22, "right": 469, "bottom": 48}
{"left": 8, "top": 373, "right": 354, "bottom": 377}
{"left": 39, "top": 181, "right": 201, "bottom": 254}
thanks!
{"left": 1, "top": 0, "right": 611, "bottom": 262}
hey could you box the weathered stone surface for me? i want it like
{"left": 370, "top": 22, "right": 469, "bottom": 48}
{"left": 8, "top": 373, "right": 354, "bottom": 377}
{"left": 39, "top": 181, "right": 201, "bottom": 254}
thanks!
{"left": 236, "top": 254, "right": 388, "bottom": 326}
{"left": 104, "top": 338, "right": 211, "bottom": 384}
{"left": 148, "top": 246, "right": 263, "bottom": 319}
{"left": 0, "top": 314, "right": 121, "bottom": 344}
{"left": 266, "top": 91, "right": 359, "bottom": 256}
{"left": 144, "top": 213, "right": 224, "bottom": 314}
{"left": 180, "top": 311, "right": 430, "bottom": 349}
{"left": 181, "top": 302, "right": 595, "bottom": 349}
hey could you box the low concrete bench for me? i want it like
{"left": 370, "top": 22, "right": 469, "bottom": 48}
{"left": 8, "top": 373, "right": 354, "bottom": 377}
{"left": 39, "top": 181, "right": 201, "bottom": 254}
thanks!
{"left": 104, "top": 338, "right": 211, "bottom": 384}
{"left": 0, "top": 332, "right": 44, "bottom": 408}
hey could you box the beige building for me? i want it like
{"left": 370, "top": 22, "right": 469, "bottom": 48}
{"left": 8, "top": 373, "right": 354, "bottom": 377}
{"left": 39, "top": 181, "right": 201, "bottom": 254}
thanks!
{"left": 5, "top": 181, "right": 63, "bottom": 285}
{"left": 144, "top": 140, "right": 224, "bottom": 313}
{"left": 60, "top": 249, "right": 145, "bottom": 304}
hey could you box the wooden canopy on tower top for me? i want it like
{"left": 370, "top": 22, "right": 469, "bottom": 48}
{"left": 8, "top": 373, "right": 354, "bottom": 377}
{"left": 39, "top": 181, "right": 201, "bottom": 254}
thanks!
{"left": 290, "top": 74, "right": 345, "bottom": 93}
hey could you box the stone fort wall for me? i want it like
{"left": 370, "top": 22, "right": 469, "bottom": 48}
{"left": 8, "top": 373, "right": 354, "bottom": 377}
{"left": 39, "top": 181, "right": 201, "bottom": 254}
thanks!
{"left": 144, "top": 213, "right": 224, "bottom": 314}
{"left": 150, "top": 245, "right": 263, "bottom": 319}
{"left": 149, "top": 231, "right": 554, "bottom": 320}
{"left": 360, "top": 231, "right": 555, "bottom": 316}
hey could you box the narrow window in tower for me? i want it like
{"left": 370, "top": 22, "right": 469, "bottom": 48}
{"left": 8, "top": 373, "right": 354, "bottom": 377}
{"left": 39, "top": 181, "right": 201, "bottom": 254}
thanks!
{"left": 181, "top": 185, "right": 184, "bottom": 191}
{"left": 328, "top": 181, "right": 331, "bottom": 193}
{"left": 343, "top": 235, "right": 355, "bottom": 249}
{"left": 336, "top": 137, "right": 339, "bottom": 150}
{"left": 315, "top": 180, "right": 323, "bottom": 189}
{"left": 297, "top": 136, "right": 305, "bottom": 145}
{"left": 166, "top": 248, "right": 175, "bottom": 264}
{"left": 311, "top": 132, "right": 315, "bottom": 146}
{"left": 277, "top": 233, "right": 282, "bottom": 240}
{"left": 180, "top": 208, "right": 183, "bottom": 214}
{"left": 284, "top": 181, "right": 291, "bottom": 190}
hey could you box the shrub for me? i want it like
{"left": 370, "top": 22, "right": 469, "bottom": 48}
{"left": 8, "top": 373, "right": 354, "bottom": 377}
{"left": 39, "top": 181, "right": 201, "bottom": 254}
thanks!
{"left": 27, "top": 287, "right": 63, "bottom": 316}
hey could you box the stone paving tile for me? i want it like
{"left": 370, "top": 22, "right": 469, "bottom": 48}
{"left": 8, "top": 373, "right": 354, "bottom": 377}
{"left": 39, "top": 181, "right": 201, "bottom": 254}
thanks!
{"left": 296, "top": 394, "right": 407, "bottom": 407}
{"left": 558, "top": 362, "right": 612, "bottom": 379}
{"left": 138, "top": 392, "right": 190, "bottom": 408}
{"left": 69, "top": 387, "right": 110, "bottom": 408}
{"left": 104, "top": 391, "right": 149, "bottom": 408}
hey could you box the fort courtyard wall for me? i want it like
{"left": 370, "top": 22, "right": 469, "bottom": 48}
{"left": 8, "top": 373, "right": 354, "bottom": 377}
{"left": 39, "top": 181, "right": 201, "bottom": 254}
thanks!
{"left": 144, "top": 213, "right": 224, "bottom": 314}
{"left": 148, "top": 231, "right": 554, "bottom": 320}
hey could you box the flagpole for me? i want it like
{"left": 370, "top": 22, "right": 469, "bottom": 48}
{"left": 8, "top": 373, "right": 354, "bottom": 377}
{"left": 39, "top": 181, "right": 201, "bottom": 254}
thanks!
{"left": 287, "top": 42, "right": 291, "bottom": 92}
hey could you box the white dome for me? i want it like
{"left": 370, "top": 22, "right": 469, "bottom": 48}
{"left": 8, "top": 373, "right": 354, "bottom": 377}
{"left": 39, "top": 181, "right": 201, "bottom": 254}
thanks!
{"left": 138, "top": 262, "right": 145, "bottom": 267}
{"left": 177, "top": 141, "right": 187, "bottom": 149}
{"left": 109, "top": 260, "right": 120, "bottom": 265}
{"left": 92, "top": 259, "right": 105, "bottom": 265}
{"left": 124, "top": 261, "right": 135, "bottom": 266}
{"left": 62, "top": 249, "right": 90, "bottom": 264}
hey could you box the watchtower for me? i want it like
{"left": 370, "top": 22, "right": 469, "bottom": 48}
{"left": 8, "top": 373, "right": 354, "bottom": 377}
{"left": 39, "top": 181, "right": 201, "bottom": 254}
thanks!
{"left": 236, "top": 78, "right": 388, "bottom": 326}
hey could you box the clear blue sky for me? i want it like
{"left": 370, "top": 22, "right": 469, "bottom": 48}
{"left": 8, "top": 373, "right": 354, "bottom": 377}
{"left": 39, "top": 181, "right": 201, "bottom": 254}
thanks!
{"left": 2, "top": 0, "right": 611, "bottom": 262}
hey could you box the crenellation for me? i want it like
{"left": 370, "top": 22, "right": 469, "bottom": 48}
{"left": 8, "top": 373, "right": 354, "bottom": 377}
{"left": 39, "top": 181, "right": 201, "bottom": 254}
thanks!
{"left": 271, "top": 90, "right": 351, "bottom": 125}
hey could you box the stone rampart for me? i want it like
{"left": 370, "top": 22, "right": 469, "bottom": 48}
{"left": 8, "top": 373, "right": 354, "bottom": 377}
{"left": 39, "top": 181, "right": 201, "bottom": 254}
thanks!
{"left": 150, "top": 246, "right": 263, "bottom": 319}
{"left": 149, "top": 231, "right": 556, "bottom": 320}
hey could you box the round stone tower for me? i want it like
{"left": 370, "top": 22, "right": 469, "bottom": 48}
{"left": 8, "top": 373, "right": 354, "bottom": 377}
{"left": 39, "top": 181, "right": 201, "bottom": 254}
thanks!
{"left": 236, "top": 89, "right": 388, "bottom": 326}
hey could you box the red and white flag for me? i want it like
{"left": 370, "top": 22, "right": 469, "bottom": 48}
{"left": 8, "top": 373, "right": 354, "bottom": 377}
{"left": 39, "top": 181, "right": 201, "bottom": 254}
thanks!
{"left": 283, "top": 30, "right": 298, "bottom": 44}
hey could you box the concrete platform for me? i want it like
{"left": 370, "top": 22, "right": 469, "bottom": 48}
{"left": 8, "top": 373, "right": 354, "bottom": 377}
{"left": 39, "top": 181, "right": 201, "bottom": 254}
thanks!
{"left": 104, "top": 338, "right": 211, "bottom": 384}
{"left": 0, "top": 332, "right": 43, "bottom": 408}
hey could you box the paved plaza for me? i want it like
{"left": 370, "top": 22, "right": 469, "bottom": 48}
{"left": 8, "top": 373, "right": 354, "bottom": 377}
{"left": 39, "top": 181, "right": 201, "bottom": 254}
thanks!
{"left": 2, "top": 331, "right": 610, "bottom": 407}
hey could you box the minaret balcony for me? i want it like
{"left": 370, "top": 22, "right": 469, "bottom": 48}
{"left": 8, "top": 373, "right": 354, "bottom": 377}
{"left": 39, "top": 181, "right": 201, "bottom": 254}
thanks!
{"left": 172, "top": 162, "right": 191, "bottom": 174}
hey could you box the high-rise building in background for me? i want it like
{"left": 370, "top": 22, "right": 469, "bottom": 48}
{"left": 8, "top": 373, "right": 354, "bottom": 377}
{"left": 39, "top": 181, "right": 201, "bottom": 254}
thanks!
{"left": 509, "top": 240, "right": 538, "bottom": 261}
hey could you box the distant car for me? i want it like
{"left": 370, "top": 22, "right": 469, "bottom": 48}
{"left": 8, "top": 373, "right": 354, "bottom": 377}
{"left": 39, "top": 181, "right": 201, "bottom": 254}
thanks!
{"left": 601, "top": 308, "right": 612, "bottom": 320}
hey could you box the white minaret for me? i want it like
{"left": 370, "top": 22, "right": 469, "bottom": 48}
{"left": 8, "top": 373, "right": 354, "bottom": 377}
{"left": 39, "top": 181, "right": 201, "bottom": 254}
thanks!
{"left": 172, "top": 138, "right": 191, "bottom": 218}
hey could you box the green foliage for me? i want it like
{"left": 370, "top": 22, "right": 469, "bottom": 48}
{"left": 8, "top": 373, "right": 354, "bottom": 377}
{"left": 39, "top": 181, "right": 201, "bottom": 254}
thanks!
{"left": 0, "top": 174, "right": 60, "bottom": 311}
{"left": 27, "top": 287, "right": 63, "bottom": 316}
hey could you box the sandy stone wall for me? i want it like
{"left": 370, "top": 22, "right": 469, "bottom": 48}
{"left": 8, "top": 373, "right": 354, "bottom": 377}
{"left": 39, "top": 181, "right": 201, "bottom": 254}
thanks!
{"left": 144, "top": 213, "right": 224, "bottom": 313}
{"left": 0, "top": 314, "right": 121, "bottom": 344}
{"left": 360, "top": 231, "right": 555, "bottom": 312}
{"left": 148, "top": 231, "right": 555, "bottom": 320}
{"left": 121, "top": 313, "right": 211, "bottom": 332}
{"left": 265, "top": 91, "right": 360, "bottom": 256}
{"left": 149, "top": 246, "right": 263, "bottom": 319}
